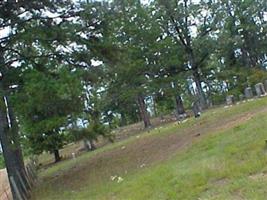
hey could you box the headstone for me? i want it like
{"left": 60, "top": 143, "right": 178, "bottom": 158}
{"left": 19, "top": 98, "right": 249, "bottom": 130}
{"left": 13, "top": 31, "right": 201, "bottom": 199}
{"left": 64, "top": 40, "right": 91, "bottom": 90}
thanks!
{"left": 264, "top": 80, "right": 267, "bottom": 92}
{"left": 255, "top": 83, "right": 266, "bottom": 97}
{"left": 207, "top": 99, "right": 213, "bottom": 107}
{"left": 72, "top": 152, "right": 76, "bottom": 159}
{"left": 244, "top": 87, "right": 253, "bottom": 99}
{"left": 174, "top": 110, "right": 187, "bottom": 121}
{"left": 226, "top": 95, "right": 235, "bottom": 105}
{"left": 160, "top": 114, "right": 165, "bottom": 122}
{"left": 192, "top": 101, "right": 201, "bottom": 118}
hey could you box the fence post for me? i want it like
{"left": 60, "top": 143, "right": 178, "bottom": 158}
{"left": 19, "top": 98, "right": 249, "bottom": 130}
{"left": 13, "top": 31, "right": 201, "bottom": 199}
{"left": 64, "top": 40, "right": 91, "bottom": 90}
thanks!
{"left": 9, "top": 176, "right": 24, "bottom": 200}
{"left": 26, "top": 164, "right": 36, "bottom": 183}
{"left": 15, "top": 170, "right": 30, "bottom": 198}
{"left": 31, "top": 163, "right": 37, "bottom": 180}
{"left": 22, "top": 169, "right": 32, "bottom": 190}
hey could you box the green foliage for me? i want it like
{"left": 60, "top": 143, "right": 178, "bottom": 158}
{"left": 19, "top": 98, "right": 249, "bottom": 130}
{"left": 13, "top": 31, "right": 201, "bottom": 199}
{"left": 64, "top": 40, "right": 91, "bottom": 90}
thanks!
{"left": 68, "top": 81, "right": 114, "bottom": 144}
{"left": 102, "top": 1, "right": 162, "bottom": 121}
{"left": 70, "top": 121, "right": 112, "bottom": 143}
{"left": 12, "top": 69, "right": 83, "bottom": 155}
{"left": 2, "top": 0, "right": 267, "bottom": 168}
{"left": 0, "top": 154, "right": 4, "bottom": 169}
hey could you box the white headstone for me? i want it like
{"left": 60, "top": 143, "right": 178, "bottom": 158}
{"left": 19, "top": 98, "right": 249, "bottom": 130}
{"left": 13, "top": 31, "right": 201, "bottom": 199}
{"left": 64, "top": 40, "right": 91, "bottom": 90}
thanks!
{"left": 71, "top": 152, "right": 76, "bottom": 159}
{"left": 244, "top": 87, "right": 253, "bottom": 99}
{"left": 226, "top": 95, "right": 235, "bottom": 105}
{"left": 255, "top": 83, "right": 266, "bottom": 97}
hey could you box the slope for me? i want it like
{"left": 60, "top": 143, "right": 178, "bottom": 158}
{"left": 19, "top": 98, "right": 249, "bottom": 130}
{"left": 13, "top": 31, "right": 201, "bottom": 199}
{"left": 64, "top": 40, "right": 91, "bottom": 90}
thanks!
{"left": 32, "top": 98, "right": 267, "bottom": 200}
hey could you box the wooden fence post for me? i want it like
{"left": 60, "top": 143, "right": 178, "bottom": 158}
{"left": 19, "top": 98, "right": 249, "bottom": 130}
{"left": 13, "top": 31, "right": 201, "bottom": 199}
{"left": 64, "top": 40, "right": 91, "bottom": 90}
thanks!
{"left": 15, "top": 170, "right": 30, "bottom": 198}
{"left": 9, "top": 176, "right": 24, "bottom": 200}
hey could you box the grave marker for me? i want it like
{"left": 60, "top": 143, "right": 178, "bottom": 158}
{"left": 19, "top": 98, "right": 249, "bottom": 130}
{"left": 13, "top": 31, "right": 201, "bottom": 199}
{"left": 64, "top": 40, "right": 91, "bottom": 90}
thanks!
{"left": 226, "top": 95, "right": 235, "bottom": 105}
{"left": 192, "top": 101, "right": 201, "bottom": 118}
{"left": 264, "top": 80, "right": 267, "bottom": 91}
{"left": 244, "top": 87, "right": 253, "bottom": 99}
{"left": 255, "top": 83, "right": 266, "bottom": 97}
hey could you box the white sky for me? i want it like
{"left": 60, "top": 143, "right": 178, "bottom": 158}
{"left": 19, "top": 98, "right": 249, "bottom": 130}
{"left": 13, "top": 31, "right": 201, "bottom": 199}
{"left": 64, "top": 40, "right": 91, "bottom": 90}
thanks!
{"left": 1, "top": 2, "right": 267, "bottom": 39}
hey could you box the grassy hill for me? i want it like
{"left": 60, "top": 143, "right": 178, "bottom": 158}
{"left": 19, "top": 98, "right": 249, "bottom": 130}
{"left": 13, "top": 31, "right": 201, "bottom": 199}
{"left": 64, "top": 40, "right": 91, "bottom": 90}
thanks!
{"left": 32, "top": 98, "right": 267, "bottom": 200}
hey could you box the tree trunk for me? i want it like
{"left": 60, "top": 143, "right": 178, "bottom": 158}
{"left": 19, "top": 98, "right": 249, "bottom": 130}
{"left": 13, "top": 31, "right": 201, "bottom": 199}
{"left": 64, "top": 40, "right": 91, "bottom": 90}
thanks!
{"left": 153, "top": 96, "right": 157, "bottom": 117}
{"left": 0, "top": 97, "right": 27, "bottom": 200}
{"left": 187, "top": 47, "right": 207, "bottom": 110}
{"left": 175, "top": 95, "right": 185, "bottom": 115}
{"left": 53, "top": 149, "right": 61, "bottom": 163}
{"left": 193, "top": 69, "right": 207, "bottom": 110}
{"left": 5, "top": 96, "right": 30, "bottom": 190}
{"left": 137, "top": 95, "right": 151, "bottom": 128}
{"left": 120, "top": 112, "right": 127, "bottom": 127}
{"left": 0, "top": 51, "right": 29, "bottom": 199}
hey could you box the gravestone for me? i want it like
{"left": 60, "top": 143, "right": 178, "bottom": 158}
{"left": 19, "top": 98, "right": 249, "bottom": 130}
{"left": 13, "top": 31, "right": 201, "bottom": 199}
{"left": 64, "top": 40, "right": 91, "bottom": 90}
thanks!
{"left": 174, "top": 110, "right": 187, "bottom": 121}
{"left": 255, "top": 83, "right": 266, "bottom": 97}
{"left": 226, "top": 95, "right": 235, "bottom": 105}
{"left": 239, "top": 94, "right": 245, "bottom": 101}
{"left": 244, "top": 87, "right": 253, "bottom": 99}
{"left": 72, "top": 152, "right": 76, "bottom": 159}
{"left": 192, "top": 101, "right": 201, "bottom": 118}
{"left": 264, "top": 80, "right": 267, "bottom": 91}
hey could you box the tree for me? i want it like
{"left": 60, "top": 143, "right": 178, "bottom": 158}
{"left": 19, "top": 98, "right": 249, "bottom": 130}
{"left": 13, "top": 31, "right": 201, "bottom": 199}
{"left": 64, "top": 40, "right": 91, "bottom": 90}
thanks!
{"left": 103, "top": 0, "right": 163, "bottom": 128}
{"left": 72, "top": 84, "right": 113, "bottom": 151}
{"left": 208, "top": 0, "right": 267, "bottom": 99}
{"left": 0, "top": 1, "right": 79, "bottom": 198}
{"left": 156, "top": 0, "right": 220, "bottom": 109}
{"left": 13, "top": 69, "right": 83, "bottom": 162}
{"left": 147, "top": 21, "right": 188, "bottom": 117}
{"left": 221, "top": 0, "right": 267, "bottom": 68}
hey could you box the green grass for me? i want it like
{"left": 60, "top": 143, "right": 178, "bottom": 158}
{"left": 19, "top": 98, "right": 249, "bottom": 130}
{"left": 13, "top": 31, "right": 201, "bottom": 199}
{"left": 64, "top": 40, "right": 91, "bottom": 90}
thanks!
{"left": 0, "top": 154, "right": 4, "bottom": 169}
{"left": 33, "top": 98, "right": 267, "bottom": 200}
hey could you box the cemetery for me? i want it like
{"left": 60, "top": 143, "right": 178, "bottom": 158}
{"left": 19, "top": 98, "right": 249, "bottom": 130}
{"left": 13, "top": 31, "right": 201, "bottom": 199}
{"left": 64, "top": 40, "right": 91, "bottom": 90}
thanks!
{"left": 1, "top": 0, "right": 267, "bottom": 200}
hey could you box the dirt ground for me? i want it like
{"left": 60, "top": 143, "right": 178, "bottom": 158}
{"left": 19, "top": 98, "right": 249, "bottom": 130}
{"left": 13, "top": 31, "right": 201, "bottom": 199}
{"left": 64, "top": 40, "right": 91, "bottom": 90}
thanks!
{"left": 38, "top": 107, "right": 266, "bottom": 192}
{"left": 3, "top": 111, "right": 244, "bottom": 199}
{"left": 0, "top": 169, "right": 11, "bottom": 200}
{"left": 37, "top": 114, "right": 179, "bottom": 168}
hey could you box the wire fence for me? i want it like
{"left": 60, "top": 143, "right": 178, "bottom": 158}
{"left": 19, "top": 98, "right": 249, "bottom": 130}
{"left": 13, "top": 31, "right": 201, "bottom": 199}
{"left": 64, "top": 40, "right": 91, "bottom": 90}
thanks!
{"left": 0, "top": 159, "right": 38, "bottom": 200}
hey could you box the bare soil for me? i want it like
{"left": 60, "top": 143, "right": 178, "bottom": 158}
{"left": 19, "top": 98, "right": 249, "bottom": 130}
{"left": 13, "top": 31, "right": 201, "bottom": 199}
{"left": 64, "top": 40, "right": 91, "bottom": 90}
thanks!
{"left": 39, "top": 108, "right": 265, "bottom": 192}
{"left": 0, "top": 169, "right": 11, "bottom": 200}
